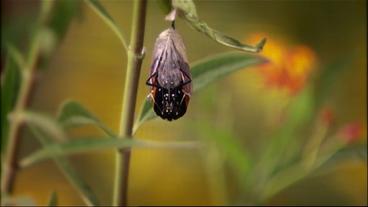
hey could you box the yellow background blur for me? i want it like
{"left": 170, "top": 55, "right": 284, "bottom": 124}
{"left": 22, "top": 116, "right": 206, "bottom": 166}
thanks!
{"left": 2, "top": 0, "right": 366, "bottom": 205}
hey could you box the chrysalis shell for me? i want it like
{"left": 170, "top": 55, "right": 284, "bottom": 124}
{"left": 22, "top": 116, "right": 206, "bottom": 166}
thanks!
{"left": 146, "top": 28, "right": 192, "bottom": 121}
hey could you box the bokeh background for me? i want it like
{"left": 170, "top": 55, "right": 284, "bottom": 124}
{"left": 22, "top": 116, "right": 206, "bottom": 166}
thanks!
{"left": 1, "top": 0, "right": 367, "bottom": 205}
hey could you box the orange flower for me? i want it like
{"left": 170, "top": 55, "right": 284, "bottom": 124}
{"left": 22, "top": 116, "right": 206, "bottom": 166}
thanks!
{"left": 247, "top": 34, "right": 317, "bottom": 95}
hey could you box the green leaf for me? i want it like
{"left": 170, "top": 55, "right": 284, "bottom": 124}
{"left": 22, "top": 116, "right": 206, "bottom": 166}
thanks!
{"left": 320, "top": 143, "right": 367, "bottom": 167}
{"left": 252, "top": 88, "right": 314, "bottom": 189}
{"left": 157, "top": 0, "right": 172, "bottom": 14}
{"left": 173, "top": 0, "right": 198, "bottom": 17}
{"left": 49, "top": 0, "right": 81, "bottom": 41}
{"left": 260, "top": 143, "right": 366, "bottom": 201}
{"left": 7, "top": 44, "right": 26, "bottom": 69}
{"left": 1, "top": 56, "right": 21, "bottom": 153}
{"left": 191, "top": 53, "right": 266, "bottom": 91}
{"left": 196, "top": 122, "right": 252, "bottom": 190}
{"left": 134, "top": 52, "right": 267, "bottom": 132}
{"left": 84, "top": 0, "right": 128, "bottom": 50}
{"left": 57, "top": 100, "right": 116, "bottom": 137}
{"left": 260, "top": 162, "right": 308, "bottom": 201}
{"left": 172, "top": 0, "right": 266, "bottom": 53}
{"left": 314, "top": 58, "right": 354, "bottom": 107}
{"left": 47, "top": 191, "right": 58, "bottom": 206}
{"left": 13, "top": 111, "right": 67, "bottom": 142}
{"left": 21, "top": 138, "right": 200, "bottom": 168}
{"left": 28, "top": 125, "right": 99, "bottom": 206}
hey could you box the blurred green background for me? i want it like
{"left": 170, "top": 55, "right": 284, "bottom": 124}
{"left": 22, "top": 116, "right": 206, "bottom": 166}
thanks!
{"left": 1, "top": 0, "right": 367, "bottom": 205}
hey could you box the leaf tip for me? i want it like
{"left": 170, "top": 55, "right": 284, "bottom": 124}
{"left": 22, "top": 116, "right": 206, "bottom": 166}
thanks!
{"left": 255, "top": 37, "right": 267, "bottom": 53}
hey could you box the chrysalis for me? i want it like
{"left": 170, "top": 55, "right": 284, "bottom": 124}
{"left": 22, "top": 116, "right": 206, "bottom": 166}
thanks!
{"left": 146, "top": 27, "right": 192, "bottom": 121}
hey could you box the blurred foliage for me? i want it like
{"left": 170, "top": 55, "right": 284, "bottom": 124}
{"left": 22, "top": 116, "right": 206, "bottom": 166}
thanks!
{"left": 47, "top": 191, "right": 58, "bottom": 207}
{"left": 1, "top": 56, "right": 20, "bottom": 152}
{"left": 1, "top": 0, "right": 367, "bottom": 206}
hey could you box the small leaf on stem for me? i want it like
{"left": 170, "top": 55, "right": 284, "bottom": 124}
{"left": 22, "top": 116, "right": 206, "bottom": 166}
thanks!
{"left": 57, "top": 100, "right": 116, "bottom": 137}
{"left": 172, "top": 0, "right": 266, "bottom": 52}
{"left": 11, "top": 111, "right": 67, "bottom": 142}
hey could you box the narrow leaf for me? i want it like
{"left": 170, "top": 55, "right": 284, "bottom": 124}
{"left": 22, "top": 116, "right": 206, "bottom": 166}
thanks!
{"left": 191, "top": 52, "right": 267, "bottom": 91}
{"left": 84, "top": 0, "right": 128, "bottom": 50}
{"left": 13, "top": 111, "right": 67, "bottom": 142}
{"left": 196, "top": 122, "right": 252, "bottom": 190}
{"left": 172, "top": 0, "right": 266, "bottom": 52}
{"left": 57, "top": 100, "right": 116, "bottom": 137}
{"left": 1, "top": 56, "right": 21, "bottom": 153}
{"left": 257, "top": 88, "right": 314, "bottom": 176}
{"left": 261, "top": 162, "right": 308, "bottom": 201}
{"left": 134, "top": 52, "right": 267, "bottom": 132}
{"left": 320, "top": 143, "right": 367, "bottom": 167}
{"left": 21, "top": 138, "right": 200, "bottom": 168}
{"left": 314, "top": 58, "right": 354, "bottom": 107}
{"left": 28, "top": 125, "right": 99, "bottom": 206}
{"left": 47, "top": 191, "right": 58, "bottom": 206}
{"left": 261, "top": 143, "right": 366, "bottom": 201}
{"left": 6, "top": 44, "right": 26, "bottom": 69}
{"left": 49, "top": 0, "right": 81, "bottom": 41}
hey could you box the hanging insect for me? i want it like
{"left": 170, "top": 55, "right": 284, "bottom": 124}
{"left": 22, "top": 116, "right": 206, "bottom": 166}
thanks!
{"left": 146, "top": 24, "right": 192, "bottom": 121}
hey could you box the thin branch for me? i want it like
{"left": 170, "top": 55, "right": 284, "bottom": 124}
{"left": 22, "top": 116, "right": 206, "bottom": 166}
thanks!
{"left": 1, "top": 0, "right": 54, "bottom": 195}
{"left": 1, "top": 34, "right": 41, "bottom": 194}
{"left": 113, "top": 0, "right": 147, "bottom": 206}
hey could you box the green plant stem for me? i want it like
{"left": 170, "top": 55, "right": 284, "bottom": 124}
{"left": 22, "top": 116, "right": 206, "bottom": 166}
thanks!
{"left": 1, "top": 0, "right": 53, "bottom": 195}
{"left": 113, "top": 0, "right": 147, "bottom": 206}
{"left": 1, "top": 42, "right": 40, "bottom": 194}
{"left": 302, "top": 122, "right": 328, "bottom": 169}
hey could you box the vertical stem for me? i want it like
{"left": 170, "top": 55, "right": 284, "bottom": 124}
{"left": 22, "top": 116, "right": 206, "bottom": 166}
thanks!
{"left": 113, "top": 0, "right": 147, "bottom": 206}
{"left": 1, "top": 0, "right": 53, "bottom": 193}
{"left": 1, "top": 41, "right": 41, "bottom": 194}
{"left": 302, "top": 122, "right": 328, "bottom": 169}
{"left": 1, "top": 70, "right": 35, "bottom": 193}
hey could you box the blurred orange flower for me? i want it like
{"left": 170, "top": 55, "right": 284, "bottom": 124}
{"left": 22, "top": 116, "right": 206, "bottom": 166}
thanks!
{"left": 247, "top": 34, "right": 317, "bottom": 95}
